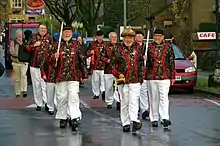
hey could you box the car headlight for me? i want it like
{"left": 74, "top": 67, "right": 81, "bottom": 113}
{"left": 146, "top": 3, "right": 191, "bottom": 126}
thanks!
{"left": 185, "top": 66, "right": 196, "bottom": 72}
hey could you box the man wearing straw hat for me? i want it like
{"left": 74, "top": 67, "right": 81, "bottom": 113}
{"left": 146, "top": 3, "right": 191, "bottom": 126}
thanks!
{"left": 112, "top": 27, "right": 147, "bottom": 134}
{"left": 51, "top": 25, "right": 88, "bottom": 132}
{"left": 145, "top": 28, "right": 174, "bottom": 128}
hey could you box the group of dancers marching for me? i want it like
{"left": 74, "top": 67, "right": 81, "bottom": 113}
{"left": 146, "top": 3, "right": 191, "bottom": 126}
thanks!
{"left": 10, "top": 23, "right": 175, "bottom": 134}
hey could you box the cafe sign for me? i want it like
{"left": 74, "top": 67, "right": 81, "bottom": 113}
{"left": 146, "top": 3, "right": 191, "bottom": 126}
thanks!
{"left": 197, "top": 32, "right": 216, "bottom": 40}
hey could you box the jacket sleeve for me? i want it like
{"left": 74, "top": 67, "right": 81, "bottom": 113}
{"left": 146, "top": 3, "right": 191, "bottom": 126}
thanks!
{"left": 168, "top": 45, "right": 175, "bottom": 80}
{"left": 77, "top": 42, "right": 88, "bottom": 79}
{"left": 111, "top": 49, "right": 123, "bottom": 78}
{"left": 100, "top": 45, "right": 109, "bottom": 63}
{"left": 86, "top": 43, "right": 93, "bottom": 57}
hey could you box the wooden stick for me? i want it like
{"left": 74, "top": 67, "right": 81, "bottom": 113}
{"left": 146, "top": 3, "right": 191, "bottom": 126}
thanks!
{"left": 55, "top": 22, "right": 64, "bottom": 66}
{"left": 144, "top": 30, "right": 150, "bottom": 66}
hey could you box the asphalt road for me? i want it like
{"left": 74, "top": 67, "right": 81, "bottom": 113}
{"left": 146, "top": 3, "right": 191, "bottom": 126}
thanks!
{"left": 0, "top": 70, "right": 220, "bottom": 146}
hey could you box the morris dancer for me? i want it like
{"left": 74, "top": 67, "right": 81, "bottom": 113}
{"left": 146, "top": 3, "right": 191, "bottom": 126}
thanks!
{"left": 135, "top": 31, "right": 149, "bottom": 119}
{"left": 87, "top": 31, "right": 105, "bottom": 100}
{"left": 50, "top": 26, "right": 88, "bottom": 131}
{"left": 112, "top": 27, "right": 147, "bottom": 134}
{"left": 26, "top": 24, "right": 51, "bottom": 111}
{"left": 101, "top": 32, "right": 119, "bottom": 109}
{"left": 145, "top": 29, "right": 174, "bottom": 128}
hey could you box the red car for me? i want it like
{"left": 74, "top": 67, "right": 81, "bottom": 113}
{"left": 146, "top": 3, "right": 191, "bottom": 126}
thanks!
{"left": 171, "top": 44, "right": 197, "bottom": 93}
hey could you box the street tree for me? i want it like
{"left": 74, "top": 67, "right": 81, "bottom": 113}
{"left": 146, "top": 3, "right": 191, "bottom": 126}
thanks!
{"left": 171, "top": 0, "right": 191, "bottom": 54}
{"left": 76, "top": 0, "right": 103, "bottom": 36}
{"left": 44, "top": 0, "right": 77, "bottom": 25}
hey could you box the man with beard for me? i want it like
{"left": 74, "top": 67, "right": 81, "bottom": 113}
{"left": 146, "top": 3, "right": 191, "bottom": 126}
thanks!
{"left": 26, "top": 23, "right": 51, "bottom": 111}
{"left": 135, "top": 31, "right": 149, "bottom": 120}
{"left": 145, "top": 29, "right": 174, "bottom": 128}
{"left": 112, "top": 27, "right": 147, "bottom": 134}
{"left": 87, "top": 31, "right": 105, "bottom": 100}
{"left": 51, "top": 26, "right": 88, "bottom": 131}
{"left": 101, "top": 32, "right": 119, "bottom": 109}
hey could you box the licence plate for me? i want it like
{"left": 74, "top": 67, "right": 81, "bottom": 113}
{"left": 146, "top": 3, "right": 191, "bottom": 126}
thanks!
{"left": 175, "top": 76, "right": 181, "bottom": 81}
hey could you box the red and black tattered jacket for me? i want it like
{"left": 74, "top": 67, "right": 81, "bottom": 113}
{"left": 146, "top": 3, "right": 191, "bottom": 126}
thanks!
{"left": 86, "top": 40, "right": 106, "bottom": 70}
{"left": 112, "top": 43, "right": 144, "bottom": 84}
{"left": 49, "top": 39, "right": 88, "bottom": 83}
{"left": 41, "top": 40, "right": 58, "bottom": 83}
{"left": 145, "top": 41, "right": 175, "bottom": 80}
{"left": 26, "top": 33, "right": 52, "bottom": 75}
{"left": 101, "top": 42, "right": 120, "bottom": 74}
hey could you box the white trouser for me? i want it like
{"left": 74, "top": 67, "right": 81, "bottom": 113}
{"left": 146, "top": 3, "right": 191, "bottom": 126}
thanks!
{"left": 140, "top": 80, "right": 149, "bottom": 114}
{"left": 12, "top": 62, "right": 28, "bottom": 95}
{"left": 46, "top": 82, "right": 56, "bottom": 111}
{"left": 30, "top": 67, "right": 47, "bottom": 107}
{"left": 147, "top": 80, "right": 170, "bottom": 122}
{"left": 92, "top": 70, "right": 105, "bottom": 96}
{"left": 55, "top": 81, "right": 81, "bottom": 120}
{"left": 104, "top": 74, "right": 115, "bottom": 105}
{"left": 118, "top": 83, "right": 141, "bottom": 126}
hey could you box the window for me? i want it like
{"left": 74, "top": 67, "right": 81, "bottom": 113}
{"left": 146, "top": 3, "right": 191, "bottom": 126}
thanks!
{"left": 172, "top": 44, "right": 186, "bottom": 60}
{"left": 9, "top": 18, "right": 23, "bottom": 23}
{"left": 11, "top": 0, "right": 22, "bottom": 8}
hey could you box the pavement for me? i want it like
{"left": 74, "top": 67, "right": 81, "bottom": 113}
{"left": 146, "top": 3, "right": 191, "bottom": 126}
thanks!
{"left": 0, "top": 67, "right": 220, "bottom": 145}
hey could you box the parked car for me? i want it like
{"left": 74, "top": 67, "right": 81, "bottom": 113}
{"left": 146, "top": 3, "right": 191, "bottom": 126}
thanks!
{"left": 172, "top": 44, "right": 197, "bottom": 93}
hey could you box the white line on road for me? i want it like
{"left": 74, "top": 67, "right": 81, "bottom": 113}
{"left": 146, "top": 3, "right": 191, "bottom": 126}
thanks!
{"left": 204, "top": 99, "right": 220, "bottom": 106}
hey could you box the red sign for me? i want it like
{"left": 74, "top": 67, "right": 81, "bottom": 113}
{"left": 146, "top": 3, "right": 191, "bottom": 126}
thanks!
{"left": 197, "top": 32, "right": 216, "bottom": 40}
{"left": 27, "top": 0, "right": 45, "bottom": 10}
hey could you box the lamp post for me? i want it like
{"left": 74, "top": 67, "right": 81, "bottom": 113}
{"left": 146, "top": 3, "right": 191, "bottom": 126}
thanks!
{"left": 216, "top": 0, "right": 219, "bottom": 60}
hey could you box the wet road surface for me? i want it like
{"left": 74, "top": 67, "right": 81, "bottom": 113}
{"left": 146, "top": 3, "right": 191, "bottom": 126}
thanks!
{"left": 0, "top": 70, "right": 220, "bottom": 146}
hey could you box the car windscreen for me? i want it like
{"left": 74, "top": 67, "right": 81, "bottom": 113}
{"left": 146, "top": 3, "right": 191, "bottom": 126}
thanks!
{"left": 172, "top": 44, "right": 185, "bottom": 60}
{"left": 10, "top": 28, "right": 38, "bottom": 40}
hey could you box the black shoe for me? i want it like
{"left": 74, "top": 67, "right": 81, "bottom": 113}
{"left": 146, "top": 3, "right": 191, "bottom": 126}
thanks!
{"left": 162, "top": 119, "right": 171, "bottom": 128}
{"left": 116, "top": 102, "right": 120, "bottom": 111}
{"left": 142, "top": 110, "right": 149, "bottom": 120}
{"left": 23, "top": 92, "right": 27, "bottom": 98}
{"left": 102, "top": 92, "right": 105, "bottom": 100}
{"left": 45, "top": 104, "right": 49, "bottom": 111}
{"left": 132, "top": 121, "right": 142, "bottom": 134}
{"left": 93, "top": 95, "right": 99, "bottom": 99}
{"left": 16, "top": 95, "right": 20, "bottom": 98}
{"left": 107, "top": 105, "right": 112, "bottom": 109}
{"left": 152, "top": 121, "right": 158, "bottom": 127}
{"left": 66, "top": 118, "right": 72, "bottom": 127}
{"left": 123, "top": 125, "right": 130, "bottom": 132}
{"left": 36, "top": 106, "right": 42, "bottom": 111}
{"left": 59, "top": 119, "right": 67, "bottom": 128}
{"left": 71, "top": 119, "right": 79, "bottom": 132}
{"left": 48, "top": 111, "right": 54, "bottom": 115}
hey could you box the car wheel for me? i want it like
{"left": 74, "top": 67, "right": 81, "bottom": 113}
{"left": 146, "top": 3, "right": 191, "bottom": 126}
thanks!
{"left": 187, "top": 88, "right": 195, "bottom": 94}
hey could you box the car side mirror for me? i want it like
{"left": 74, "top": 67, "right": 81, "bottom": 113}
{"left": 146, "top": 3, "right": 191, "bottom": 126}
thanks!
{"left": 188, "top": 56, "right": 194, "bottom": 60}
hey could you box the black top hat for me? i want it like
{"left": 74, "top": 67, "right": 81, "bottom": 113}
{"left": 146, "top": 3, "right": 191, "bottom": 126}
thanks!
{"left": 63, "top": 25, "right": 72, "bottom": 31}
{"left": 135, "top": 31, "right": 144, "bottom": 36}
{"left": 154, "top": 29, "right": 164, "bottom": 35}
{"left": 96, "top": 30, "right": 103, "bottom": 36}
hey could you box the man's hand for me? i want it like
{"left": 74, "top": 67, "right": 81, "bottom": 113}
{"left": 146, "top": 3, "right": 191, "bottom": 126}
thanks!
{"left": 143, "top": 55, "right": 148, "bottom": 61}
{"left": 90, "top": 50, "right": 94, "bottom": 54}
{"left": 34, "top": 41, "right": 41, "bottom": 47}
{"left": 81, "top": 78, "right": 87, "bottom": 83}
{"left": 119, "top": 74, "right": 125, "bottom": 78}
{"left": 42, "top": 75, "right": 47, "bottom": 80}
{"left": 55, "top": 52, "right": 59, "bottom": 59}
{"left": 107, "top": 59, "right": 110, "bottom": 63}
{"left": 171, "top": 79, "right": 175, "bottom": 85}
